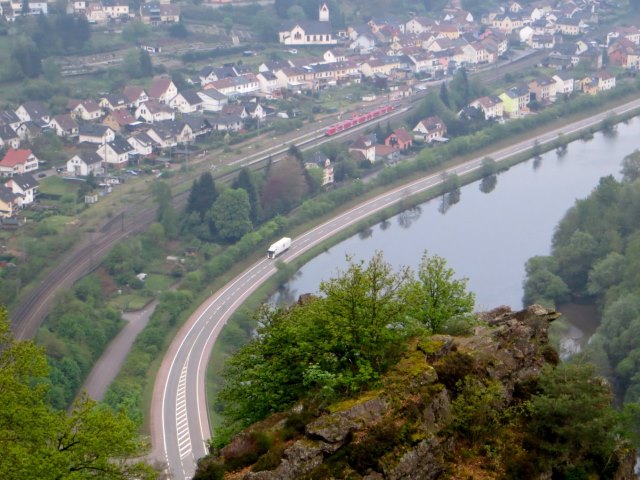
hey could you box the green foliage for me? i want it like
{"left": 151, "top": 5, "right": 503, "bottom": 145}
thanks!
{"left": 210, "top": 188, "right": 253, "bottom": 242}
{"left": 152, "top": 181, "right": 177, "bottom": 238}
{"left": 407, "top": 251, "right": 476, "bottom": 333}
{"left": 523, "top": 363, "right": 618, "bottom": 477}
{"left": 37, "top": 276, "right": 124, "bottom": 409}
{"left": 0, "top": 307, "right": 156, "bottom": 479}
{"left": 218, "top": 253, "right": 416, "bottom": 433}
{"left": 450, "top": 376, "right": 504, "bottom": 443}
{"left": 524, "top": 170, "right": 640, "bottom": 405}
{"left": 216, "top": 251, "right": 479, "bottom": 441}
{"left": 621, "top": 150, "right": 640, "bottom": 182}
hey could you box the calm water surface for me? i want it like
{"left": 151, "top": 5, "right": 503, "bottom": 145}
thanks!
{"left": 273, "top": 118, "right": 640, "bottom": 312}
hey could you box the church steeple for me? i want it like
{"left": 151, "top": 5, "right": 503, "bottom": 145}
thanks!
{"left": 319, "top": 2, "right": 329, "bottom": 22}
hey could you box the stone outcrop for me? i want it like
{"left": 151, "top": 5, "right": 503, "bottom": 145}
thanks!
{"left": 209, "top": 306, "right": 636, "bottom": 480}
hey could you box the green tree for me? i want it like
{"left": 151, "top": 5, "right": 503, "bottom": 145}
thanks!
{"left": 0, "top": 307, "right": 156, "bottom": 479}
{"left": 525, "top": 363, "right": 618, "bottom": 477}
{"left": 587, "top": 252, "right": 626, "bottom": 296}
{"left": 222, "top": 16, "right": 233, "bottom": 34}
{"left": 439, "top": 82, "right": 450, "bottom": 108}
{"left": 621, "top": 150, "right": 640, "bottom": 183}
{"left": 217, "top": 253, "right": 415, "bottom": 437}
{"left": 554, "top": 230, "right": 598, "bottom": 292}
{"left": 231, "top": 168, "right": 260, "bottom": 223}
{"left": 523, "top": 256, "right": 569, "bottom": 306}
{"left": 407, "top": 251, "right": 475, "bottom": 333}
{"left": 209, "top": 188, "right": 253, "bottom": 242}
{"left": 169, "top": 21, "right": 189, "bottom": 38}
{"left": 260, "top": 156, "right": 308, "bottom": 219}
{"left": 186, "top": 172, "right": 218, "bottom": 221}
{"left": 152, "top": 181, "right": 177, "bottom": 238}
{"left": 139, "top": 49, "right": 153, "bottom": 77}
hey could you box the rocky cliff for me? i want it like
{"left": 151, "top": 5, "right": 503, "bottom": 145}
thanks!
{"left": 196, "top": 305, "right": 637, "bottom": 480}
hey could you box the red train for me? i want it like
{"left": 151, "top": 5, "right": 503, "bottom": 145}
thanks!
{"left": 325, "top": 104, "right": 396, "bottom": 136}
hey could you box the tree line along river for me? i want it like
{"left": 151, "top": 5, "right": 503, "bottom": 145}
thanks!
{"left": 271, "top": 117, "right": 640, "bottom": 353}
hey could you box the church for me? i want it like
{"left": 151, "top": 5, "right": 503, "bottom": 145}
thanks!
{"left": 278, "top": 2, "right": 337, "bottom": 46}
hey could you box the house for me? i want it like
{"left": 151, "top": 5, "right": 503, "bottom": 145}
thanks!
{"left": 148, "top": 77, "right": 178, "bottom": 104}
{"left": 348, "top": 134, "right": 377, "bottom": 162}
{"left": 123, "top": 85, "right": 148, "bottom": 108}
{"left": 405, "top": 16, "right": 435, "bottom": 34}
{"left": 412, "top": 116, "right": 447, "bottom": 143}
{"left": 278, "top": 3, "right": 336, "bottom": 46}
{"left": 530, "top": 34, "right": 555, "bottom": 49}
{"left": 0, "top": 110, "right": 21, "bottom": 131}
{"left": 15, "top": 101, "right": 50, "bottom": 123}
{"left": 528, "top": 76, "right": 558, "bottom": 101}
{"left": 85, "top": 2, "right": 106, "bottom": 23}
{"left": 78, "top": 124, "right": 115, "bottom": 144}
{"left": 304, "top": 151, "right": 334, "bottom": 186}
{"left": 182, "top": 115, "right": 212, "bottom": 138}
{"left": 140, "top": 1, "right": 180, "bottom": 25}
{"left": 147, "top": 121, "right": 194, "bottom": 147}
{"left": 67, "top": 151, "right": 104, "bottom": 176}
{"left": 170, "top": 89, "right": 204, "bottom": 114}
{"left": 350, "top": 34, "right": 376, "bottom": 53}
{"left": 102, "top": 109, "right": 136, "bottom": 132}
{"left": 99, "top": 93, "right": 129, "bottom": 111}
{"left": 0, "top": 184, "right": 20, "bottom": 218}
{"left": 360, "top": 56, "right": 404, "bottom": 77}
{"left": 385, "top": 128, "right": 413, "bottom": 151}
{"left": 197, "top": 89, "right": 228, "bottom": 112}
{"left": 128, "top": 131, "right": 155, "bottom": 156}
{"left": 50, "top": 114, "right": 79, "bottom": 138}
{"left": 274, "top": 67, "right": 311, "bottom": 91}
{"left": 135, "top": 100, "right": 175, "bottom": 123}
{"left": 98, "top": 135, "right": 136, "bottom": 167}
{"left": 243, "top": 102, "right": 266, "bottom": 121}
{"left": 0, "top": 125, "right": 20, "bottom": 149}
{"left": 204, "top": 74, "right": 260, "bottom": 98}
{"left": 14, "top": 121, "right": 46, "bottom": 143}
{"left": 4, "top": 173, "right": 38, "bottom": 207}
{"left": 469, "top": 96, "right": 504, "bottom": 119}
{"left": 491, "top": 13, "right": 524, "bottom": 34}
{"left": 70, "top": 99, "right": 102, "bottom": 121}
{"left": 498, "top": 85, "right": 531, "bottom": 117}
{"left": 590, "top": 71, "right": 616, "bottom": 92}
{"left": 256, "top": 71, "right": 279, "bottom": 95}
{"left": 208, "top": 114, "right": 243, "bottom": 132}
{"left": 556, "top": 16, "right": 582, "bottom": 36}
{"left": 552, "top": 74, "right": 574, "bottom": 95}
{"left": 0, "top": 149, "right": 39, "bottom": 176}
{"left": 102, "top": 0, "right": 128, "bottom": 18}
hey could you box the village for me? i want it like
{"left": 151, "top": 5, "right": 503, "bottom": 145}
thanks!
{"left": 0, "top": 0, "right": 639, "bottom": 220}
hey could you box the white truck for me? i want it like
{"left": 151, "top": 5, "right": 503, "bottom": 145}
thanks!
{"left": 267, "top": 237, "right": 292, "bottom": 259}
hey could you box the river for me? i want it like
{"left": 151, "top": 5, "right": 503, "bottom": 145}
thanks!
{"left": 272, "top": 117, "right": 640, "bottom": 344}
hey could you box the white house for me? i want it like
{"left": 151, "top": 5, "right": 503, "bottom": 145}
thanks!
{"left": 67, "top": 151, "right": 104, "bottom": 176}
{"left": 135, "top": 100, "right": 175, "bottom": 123}
{"left": 128, "top": 132, "right": 155, "bottom": 156}
{"left": 169, "top": 90, "right": 204, "bottom": 114}
{"left": 4, "top": 173, "right": 38, "bottom": 207}
{"left": 98, "top": 136, "right": 136, "bottom": 168}
{"left": 78, "top": 124, "right": 115, "bottom": 145}
{"left": 197, "top": 89, "right": 228, "bottom": 112}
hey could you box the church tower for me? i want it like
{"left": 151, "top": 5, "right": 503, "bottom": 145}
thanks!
{"left": 319, "top": 2, "right": 330, "bottom": 22}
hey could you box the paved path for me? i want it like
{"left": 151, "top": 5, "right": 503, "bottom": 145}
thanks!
{"left": 83, "top": 299, "right": 159, "bottom": 401}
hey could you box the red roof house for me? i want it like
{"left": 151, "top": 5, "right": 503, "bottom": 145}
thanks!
{"left": 0, "top": 149, "right": 39, "bottom": 176}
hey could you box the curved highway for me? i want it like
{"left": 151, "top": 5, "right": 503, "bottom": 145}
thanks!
{"left": 153, "top": 96, "right": 640, "bottom": 479}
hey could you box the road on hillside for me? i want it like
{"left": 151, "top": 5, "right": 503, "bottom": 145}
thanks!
{"left": 153, "top": 96, "right": 640, "bottom": 480}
